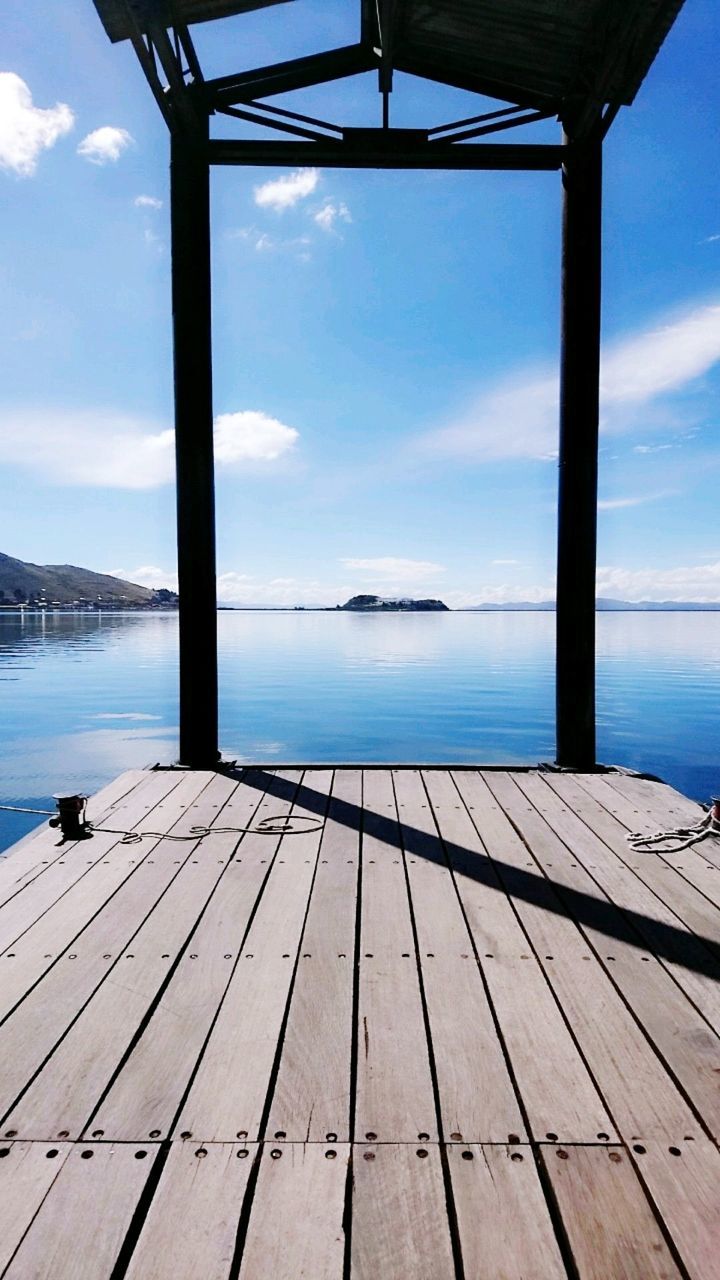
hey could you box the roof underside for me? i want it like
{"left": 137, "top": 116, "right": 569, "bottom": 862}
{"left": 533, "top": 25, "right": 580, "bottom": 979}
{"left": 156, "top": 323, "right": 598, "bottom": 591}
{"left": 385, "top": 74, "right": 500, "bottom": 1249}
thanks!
{"left": 93, "top": 0, "right": 684, "bottom": 118}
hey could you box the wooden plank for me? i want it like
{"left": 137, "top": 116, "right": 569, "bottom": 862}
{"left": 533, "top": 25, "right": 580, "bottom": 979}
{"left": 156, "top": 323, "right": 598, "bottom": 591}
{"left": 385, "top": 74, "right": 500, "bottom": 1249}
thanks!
{"left": 0, "top": 1141, "right": 71, "bottom": 1273}
{"left": 0, "top": 770, "right": 187, "bottom": 951}
{"left": 628, "top": 1138, "right": 720, "bottom": 1280}
{"left": 125, "top": 1142, "right": 254, "bottom": 1279}
{"left": 0, "top": 772, "right": 215, "bottom": 1126}
{"left": 239, "top": 1142, "right": 348, "bottom": 1279}
{"left": 0, "top": 773, "right": 213, "bottom": 1024}
{"left": 476, "top": 771, "right": 707, "bottom": 1144}
{"left": 2, "top": 773, "right": 263, "bottom": 1141}
{"left": 176, "top": 771, "right": 332, "bottom": 1144}
{"left": 3, "top": 1143, "right": 156, "bottom": 1279}
{"left": 541, "top": 1144, "right": 683, "bottom": 1279}
{"left": 0, "top": 768, "right": 156, "bottom": 911}
{"left": 394, "top": 769, "right": 525, "bottom": 1143}
{"left": 603, "top": 773, "right": 707, "bottom": 827}
{"left": 448, "top": 1143, "right": 567, "bottom": 1279}
{"left": 508, "top": 773, "right": 720, "bottom": 1137}
{"left": 0, "top": 769, "right": 154, "bottom": 903}
{"left": 268, "top": 770, "right": 360, "bottom": 1143}
{"left": 90, "top": 770, "right": 302, "bottom": 1142}
{"left": 355, "top": 769, "right": 438, "bottom": 1144}
{"left": 350, "top": 1143, "right": 455, "bottom": 1279}
{"left": 571, "top": 772, "right": 720, "bottom": 900}
{"left": 426, "top": 769, "right": 614, "bottom": 1144}
{"left": 522, "top": 773, "right": 720, "bottom": 953}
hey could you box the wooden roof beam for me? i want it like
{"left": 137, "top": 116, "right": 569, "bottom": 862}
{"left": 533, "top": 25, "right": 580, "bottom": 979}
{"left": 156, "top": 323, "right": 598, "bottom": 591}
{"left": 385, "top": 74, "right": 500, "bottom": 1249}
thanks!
{"left": 206, "top": 44, "right": 377, "bottom": 107}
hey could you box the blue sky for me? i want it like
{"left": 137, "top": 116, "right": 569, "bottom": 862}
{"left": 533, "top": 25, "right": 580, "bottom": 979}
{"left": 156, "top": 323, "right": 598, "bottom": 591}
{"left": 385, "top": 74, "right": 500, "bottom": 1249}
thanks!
{"left": 1, "top": 0, "right": 719, "bottom": 604}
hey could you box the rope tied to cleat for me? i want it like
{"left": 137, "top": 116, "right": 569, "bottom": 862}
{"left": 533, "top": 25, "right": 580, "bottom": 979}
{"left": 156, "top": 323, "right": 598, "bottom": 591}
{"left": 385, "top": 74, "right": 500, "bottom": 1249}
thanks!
{"left": 626, "top": 798, "right": 720, "bottom": 854}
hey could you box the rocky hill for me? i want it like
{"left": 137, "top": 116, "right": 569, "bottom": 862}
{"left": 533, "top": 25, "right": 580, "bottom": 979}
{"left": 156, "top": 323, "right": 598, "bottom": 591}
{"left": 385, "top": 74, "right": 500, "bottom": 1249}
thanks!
{"left": 0, "top": 552, "right": 167, "bottom": 607}
{"left": 339, "top": 594, "right": 449, "bottom": 612}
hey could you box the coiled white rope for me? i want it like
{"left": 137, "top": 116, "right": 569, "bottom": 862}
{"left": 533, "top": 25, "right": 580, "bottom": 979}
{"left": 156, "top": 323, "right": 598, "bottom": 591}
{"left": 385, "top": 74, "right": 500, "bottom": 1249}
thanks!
{"left": 626, "top": 808, "right": 720, "bottom": 855}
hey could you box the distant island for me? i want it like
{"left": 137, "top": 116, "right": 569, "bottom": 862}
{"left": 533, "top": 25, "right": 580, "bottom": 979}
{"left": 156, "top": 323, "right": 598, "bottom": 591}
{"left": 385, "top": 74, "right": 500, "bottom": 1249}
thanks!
{"left": 0, "top": 552, "right": 177, "bottom": 610}
{"left": 338, "top": 595, "right": 449, "bottom": 612}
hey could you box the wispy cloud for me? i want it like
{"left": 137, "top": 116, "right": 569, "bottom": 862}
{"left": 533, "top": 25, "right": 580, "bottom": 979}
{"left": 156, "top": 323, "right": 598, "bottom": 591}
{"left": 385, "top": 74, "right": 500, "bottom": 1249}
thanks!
{"left": 0, "top": 73, "right": 74, "bottom": 177}
{"left": 418, "top": 300, "right": 720, "bottom": 462}
{"left": 314, "top": 201, "right": 352, "bottom": 233}
{"left": 78, "top": 126, "right": 133, "bottom": 165}
{"left": 254, "top": 168, "right": 319, "bottom": 211}
{"left": 704, "top": 234, "right": 720, "bottom": 244}
{"left": 0, "top": 406, "right": 299, "bottom": 488}
{"left": 341, "top": 557, "right": 445, "bottom": 581}
{"left": 134, "top": 194, "right": 162, "bottom": 209}
{"left": 492, "top": 558, "right": 520, "bottom": 565}
{"left": 632, "top": 443, "right": 673, "bottom": 454}
{"left": 596, "top": 561, "right": 720, "bottom": 602}
{"left": 597, "top": 492, "right": 672, "bottom": 510}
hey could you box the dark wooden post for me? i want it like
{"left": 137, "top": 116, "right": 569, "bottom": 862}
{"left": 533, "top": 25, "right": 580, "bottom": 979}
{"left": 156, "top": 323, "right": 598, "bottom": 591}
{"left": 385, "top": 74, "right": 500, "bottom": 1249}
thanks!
{"left": 556, "top": 134, "right": 602, "bottom": 769}
{"left": 170, "top": 112, "right": 219, "bottom": 767}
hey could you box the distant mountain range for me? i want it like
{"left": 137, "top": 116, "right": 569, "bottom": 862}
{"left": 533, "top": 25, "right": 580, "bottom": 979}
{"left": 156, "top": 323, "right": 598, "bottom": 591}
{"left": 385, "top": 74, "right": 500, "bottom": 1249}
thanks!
{"left": 0, "top": 552, "right": 175, "bottom": 607}
{"left": 466, "top": 598, "right": 720, "bottom": 611}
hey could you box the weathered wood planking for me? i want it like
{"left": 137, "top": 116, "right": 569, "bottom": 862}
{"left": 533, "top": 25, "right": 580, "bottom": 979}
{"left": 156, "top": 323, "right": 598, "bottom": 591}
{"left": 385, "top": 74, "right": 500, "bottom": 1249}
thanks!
{"left": 268, "top": 770, "right": 360, "bottom": 1143}
{"left": 176, "top": 771, "right": 333, "bottom": 1143}
{"left": 92, "top": 771, "right": 303, "bottom": 1142}
{"left": 3, "top": 773, "right": 257, "bottom": 1140}
{"left": 125, "top": 1142, "right": 254, "bottom": 1280}
{"left": 0, "top": 768, "right": 148, "bottom": 891}
{"left": 561, "top": 768, "right": 720, "bottom": 1029}
{"left": 520, "top": 772, "right": 720, "bottom": 956}
{"left": 3, "top": 1143, "right": 155, "bottom": 1279}
{"left": 447, "top": 1143, "right": 567, "bottom": 1279}
{"left": 568, "top": 772, "right": 720, "bottom": 904}
{"left": 0, "top": 769, "right": 182, "bottom": 934}
{"left": 0, "top": 765, "right": 717, "bottom": 1279}
{"left": 239, "top": 1143, "right": 348, "bottom": 1279}
{"left": 0, "top": 772, "right": 214, "bottom": 1126}
{"left": 427, "top": 769, "right": 613, "bottom": 1143}
{"left": 354, "top": 769, "right": 438, "bottom": 1144}
{"left": 475, "top": 771, "right": 709, "bottom": 1144}
{"left": 393, "top": 769, "right": 525, "bottom": 1143}
{"left": 0, "top": 773, "right": 209, "bottom": 1023}
{"left": 625, "top": 1138, "right": 720, "bottom": 1280}
{"left": 0, "top": 1142, "right": 72, "bottom": 1273}
{"left": 350, "top": 1143, "right": 455, "bottom": 1280}
{"left": 541, "top": 1144, "right": 683, "bottom": 1279}
{"left": 507, "top": 773, "right": 720, "bottom": 1137}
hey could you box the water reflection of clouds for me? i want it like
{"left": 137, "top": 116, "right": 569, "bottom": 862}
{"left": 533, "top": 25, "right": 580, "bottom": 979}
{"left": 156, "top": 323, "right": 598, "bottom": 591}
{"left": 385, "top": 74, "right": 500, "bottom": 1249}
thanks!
{"left": 0, "top": 726, "right": 178, "bottom": 804}
{"left": 91, "top": 713, "right": 162, "bottom": 721}
{"left": 339, "top": 614, "right": 445, "bottom": 668}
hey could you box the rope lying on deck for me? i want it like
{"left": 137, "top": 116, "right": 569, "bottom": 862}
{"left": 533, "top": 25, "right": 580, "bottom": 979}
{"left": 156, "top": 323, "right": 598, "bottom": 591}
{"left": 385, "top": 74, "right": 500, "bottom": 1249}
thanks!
{"left": 0, "top": 806, "right": 323, "bottom": 843}
{"left": 88, "top": 815, "right": 324, "bottom": 844}
{"left": 626, "top": 808, "right": 720, "bottom": 855}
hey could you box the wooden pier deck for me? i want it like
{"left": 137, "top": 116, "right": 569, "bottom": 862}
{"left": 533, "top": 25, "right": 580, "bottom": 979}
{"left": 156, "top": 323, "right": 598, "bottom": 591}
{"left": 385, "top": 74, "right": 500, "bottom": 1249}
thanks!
{"left": 0, "top": 765, "right": 718, "bottom": 1278}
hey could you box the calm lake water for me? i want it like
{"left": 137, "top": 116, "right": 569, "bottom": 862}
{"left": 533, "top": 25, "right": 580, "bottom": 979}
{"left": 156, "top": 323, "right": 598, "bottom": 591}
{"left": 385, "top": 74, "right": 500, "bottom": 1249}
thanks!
{"left": 1, "top": 609, "right": 718, "bottom": 852}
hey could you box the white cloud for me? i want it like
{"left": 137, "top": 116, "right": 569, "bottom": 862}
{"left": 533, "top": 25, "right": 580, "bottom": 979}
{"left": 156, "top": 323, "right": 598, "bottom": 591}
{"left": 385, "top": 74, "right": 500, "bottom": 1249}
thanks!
{"left": 314, "top": 201, "right": 351, "bottom": 233}
{"left": 492, "top": 558, "right": 520, "bottom": 565}
{"left": 108, "top": 565, "right": 177, "bottom": 591}
{"left": 420, "top": 300, "right": 720, "bottom": 462}
{"left": 597, "top": 492, "right": 671, "bottom": 510}
{"left": 214, "top": 411, "right": 298, "bottom": 463}
{"left": 135, "top": 194, "right": 162, "bottom": 209}
{"left": 341, "top": 557, "right": 446, "bottom": 581}
{"left": 632, "top": 443, "right": 673, "bottom": 454}
{"left": 254, "top": 168, "right": 319, "bottom": 211}
{"left": 704, "top": 234, "right": 720, "bottom": 244}
{"left": 596, "top": 561, "right": 720, "bottom": 602}
{"left": 77, "top": 126, "right": 133, "bottom": 165}
{"left": 0, "top": 405, "right": 299, "bottom": 488}
{"left": 0, "top": 73, "right": 74, "bottom": 177}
